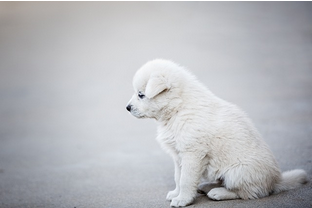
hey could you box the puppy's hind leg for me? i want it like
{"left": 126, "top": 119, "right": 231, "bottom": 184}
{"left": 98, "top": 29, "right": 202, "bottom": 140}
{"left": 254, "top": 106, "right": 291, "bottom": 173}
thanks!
{"left": 208, "top": 187, "right": 240, "bottom": 201}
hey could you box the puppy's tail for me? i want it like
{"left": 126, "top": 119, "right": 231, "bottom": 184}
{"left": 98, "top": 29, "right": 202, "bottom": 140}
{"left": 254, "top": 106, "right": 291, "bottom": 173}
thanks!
{"left": 273, "top": 169, "right": 308, "bottom": 194}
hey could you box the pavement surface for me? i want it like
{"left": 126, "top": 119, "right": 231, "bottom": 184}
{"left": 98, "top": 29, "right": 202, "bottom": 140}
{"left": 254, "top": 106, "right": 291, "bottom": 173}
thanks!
{"left": 0, "top": 2, "right": 312, "bottom": 208}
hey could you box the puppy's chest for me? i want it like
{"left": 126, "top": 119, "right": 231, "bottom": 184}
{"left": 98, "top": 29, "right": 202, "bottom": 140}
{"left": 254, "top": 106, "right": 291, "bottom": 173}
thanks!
{"left": 156, "top": 126, "right": 177, "bottom": 149}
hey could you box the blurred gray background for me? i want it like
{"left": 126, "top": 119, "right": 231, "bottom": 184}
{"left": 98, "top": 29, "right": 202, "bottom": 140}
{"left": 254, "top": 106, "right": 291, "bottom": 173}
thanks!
{"left": 0, "top": 2, "right": 311, "bottom": 208}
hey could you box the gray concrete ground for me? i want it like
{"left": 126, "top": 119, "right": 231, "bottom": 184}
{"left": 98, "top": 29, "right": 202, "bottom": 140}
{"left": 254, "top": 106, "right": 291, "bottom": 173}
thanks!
{"left": 0, "top": 2, "right": 312, "bottom": 208}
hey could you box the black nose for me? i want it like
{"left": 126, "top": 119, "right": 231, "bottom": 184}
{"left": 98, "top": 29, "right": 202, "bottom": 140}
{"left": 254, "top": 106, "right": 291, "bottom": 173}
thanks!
{"left": 126, "top": 105, "right": 131, "bottom": 112}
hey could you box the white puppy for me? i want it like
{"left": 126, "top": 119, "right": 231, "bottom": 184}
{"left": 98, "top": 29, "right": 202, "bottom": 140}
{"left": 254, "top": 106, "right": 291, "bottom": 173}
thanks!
{"left": 126, "top": 59, "right": 307, "bottom": 207}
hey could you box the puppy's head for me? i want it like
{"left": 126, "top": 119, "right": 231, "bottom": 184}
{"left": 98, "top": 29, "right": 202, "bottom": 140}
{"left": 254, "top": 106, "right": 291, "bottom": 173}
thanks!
{"left": 126, "top": 59, "right": 182, "bottom": 120}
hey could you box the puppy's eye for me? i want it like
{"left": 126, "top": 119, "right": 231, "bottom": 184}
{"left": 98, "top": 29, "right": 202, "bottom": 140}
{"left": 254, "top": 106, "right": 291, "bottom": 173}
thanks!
{"left": 138, "top": 92, "right": 145, "bottom": 99}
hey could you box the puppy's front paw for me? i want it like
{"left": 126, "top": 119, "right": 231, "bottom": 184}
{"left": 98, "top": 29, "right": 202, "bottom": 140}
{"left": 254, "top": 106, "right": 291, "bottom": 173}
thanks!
{"left": 166, "top": 189, "right": 179, "bottom": 201}
{"left": 170, "top": 196, "right": 194, "bottom": 207}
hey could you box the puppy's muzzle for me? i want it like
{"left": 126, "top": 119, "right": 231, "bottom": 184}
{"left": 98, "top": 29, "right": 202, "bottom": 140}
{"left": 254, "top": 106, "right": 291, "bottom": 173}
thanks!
{"left": 126, "top": 104, "right": 132, "bottom": 112}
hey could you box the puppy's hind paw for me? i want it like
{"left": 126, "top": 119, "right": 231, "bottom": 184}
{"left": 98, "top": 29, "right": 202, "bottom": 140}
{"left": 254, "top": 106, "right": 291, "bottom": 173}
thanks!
{"left": 208, "top": 187, "right": 239, "bottom": 201}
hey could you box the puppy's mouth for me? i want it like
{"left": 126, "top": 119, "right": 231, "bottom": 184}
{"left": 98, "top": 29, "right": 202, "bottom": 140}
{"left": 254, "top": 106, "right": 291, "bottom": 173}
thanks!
{"left": 131, "top": 111, "right": 146, "bottom": 119}
{"left": 126, "top": 105, "right": 146, "bottom": 118}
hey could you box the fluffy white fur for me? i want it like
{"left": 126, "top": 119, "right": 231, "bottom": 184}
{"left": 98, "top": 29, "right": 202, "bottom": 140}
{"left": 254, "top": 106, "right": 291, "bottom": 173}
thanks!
{"left": 126, "top": 59, "right": 307, "bottom": 207}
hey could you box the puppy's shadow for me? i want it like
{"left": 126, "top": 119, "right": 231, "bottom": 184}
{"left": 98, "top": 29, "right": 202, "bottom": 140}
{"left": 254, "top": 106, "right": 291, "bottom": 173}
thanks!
{"left": 197, "top": 182, "right": 222, "bottom": 195}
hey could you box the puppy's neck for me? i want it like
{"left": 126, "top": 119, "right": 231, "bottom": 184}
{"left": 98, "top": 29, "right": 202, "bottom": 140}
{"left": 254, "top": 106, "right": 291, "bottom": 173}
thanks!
{"left": 156, "top": 107, "right": 180, "bottom": 126}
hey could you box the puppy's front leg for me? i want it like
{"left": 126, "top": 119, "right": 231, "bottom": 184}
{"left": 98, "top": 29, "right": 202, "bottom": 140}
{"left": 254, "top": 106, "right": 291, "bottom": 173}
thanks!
{"left": 166, "top": 155, "right": 181, "bottom": 201}
{"left": 170, "top": 152, "right": 208, "bottom": 207}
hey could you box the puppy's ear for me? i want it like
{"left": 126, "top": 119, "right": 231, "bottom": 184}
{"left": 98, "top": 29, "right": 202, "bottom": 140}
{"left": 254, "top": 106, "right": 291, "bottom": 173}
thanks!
{"left": 145, "top": 74, "right": 169, "bottom": 99}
